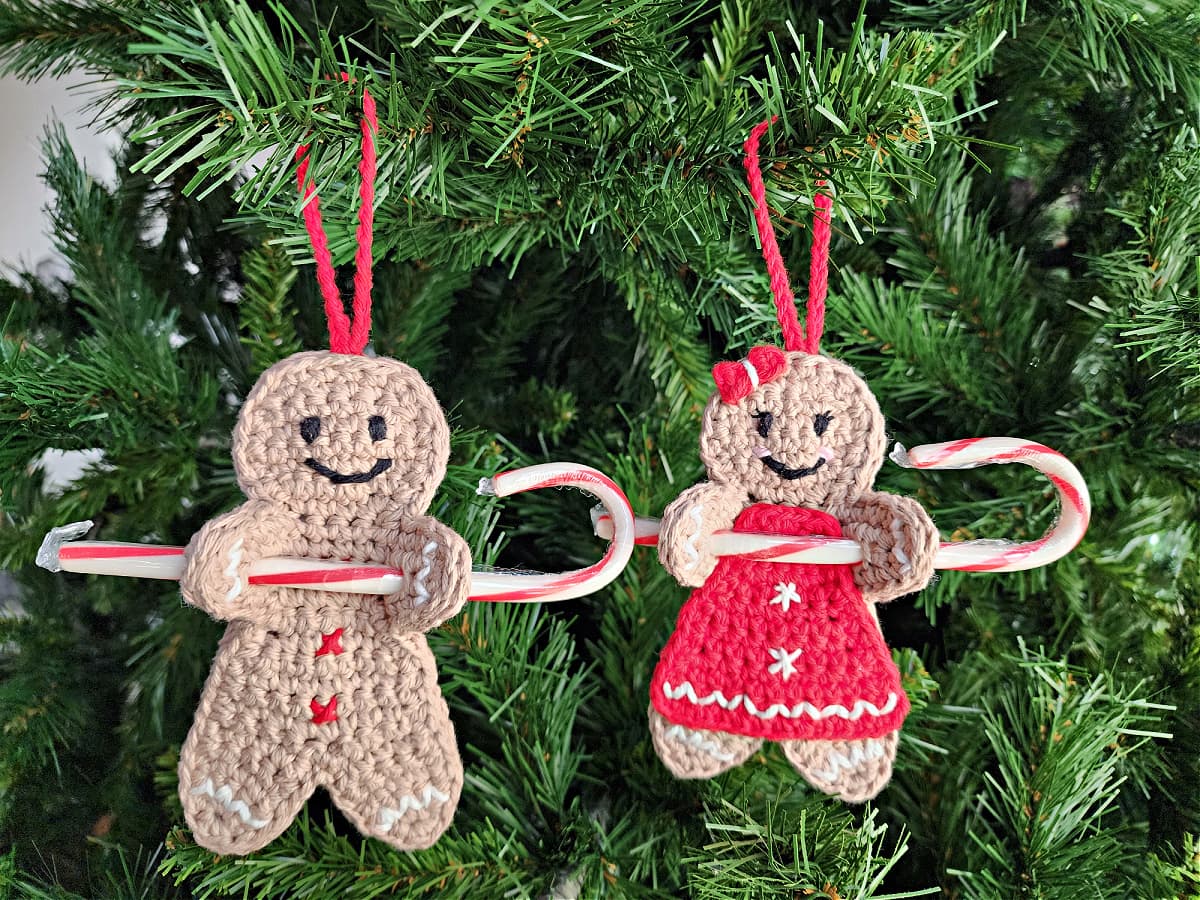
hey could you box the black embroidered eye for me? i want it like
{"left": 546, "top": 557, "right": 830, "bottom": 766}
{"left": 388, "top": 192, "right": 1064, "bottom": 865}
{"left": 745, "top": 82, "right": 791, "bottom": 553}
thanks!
{"left": 751, "top": 410, "right": 774, "bottom": 438}
{"left": 814, "top": 411, "right": 833, "bottom": 436}
{"left": 368, "top": 415, "right": 387, "bottom": 442}
{"left": 299, "top": 416, "right": 321, "bottom": 444}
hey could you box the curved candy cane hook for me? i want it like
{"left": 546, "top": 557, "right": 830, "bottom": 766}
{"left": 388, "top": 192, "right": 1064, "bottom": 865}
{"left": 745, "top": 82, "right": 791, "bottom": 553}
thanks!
{"left": 592, "top": 436, "right": 1090, "bottom": 574}
{"left": 36, "top": 463, "right": 637, "bottom": 603}
{"left": 889, "top": 437, "right": 1090, "bottom": 572}
{"left": 472, "top": 463, "right": 636, "bottom": 601}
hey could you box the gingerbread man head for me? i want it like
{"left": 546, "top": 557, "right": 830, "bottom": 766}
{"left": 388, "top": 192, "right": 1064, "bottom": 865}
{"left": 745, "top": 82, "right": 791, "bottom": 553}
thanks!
{"left": 699, "top": 349, "right": 885, "bottom": 508}
{"left": 232, "top": 351, "right": 450, "bottom": 519}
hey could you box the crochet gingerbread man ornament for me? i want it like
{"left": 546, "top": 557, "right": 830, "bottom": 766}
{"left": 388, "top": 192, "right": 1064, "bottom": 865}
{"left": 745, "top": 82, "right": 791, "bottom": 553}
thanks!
{"left": 177, "top": 87, "right": 471, "bottom": 854}
{"left": 648, "top": 120, "right": 940, "bottom": 802}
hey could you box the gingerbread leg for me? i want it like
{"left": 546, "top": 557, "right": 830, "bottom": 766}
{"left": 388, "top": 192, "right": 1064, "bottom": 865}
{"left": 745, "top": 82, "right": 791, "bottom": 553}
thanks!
{"left": 325, "top": 641, "right": 463, "bottom": 851}
{"left": 179, "top": 673, "right": 320, "bottom": 854}
{"left": 779, "top": 731, "right": 899, "bottom": 802}
{"left": 649, "top": 706, "right": 761, "bottom": 779}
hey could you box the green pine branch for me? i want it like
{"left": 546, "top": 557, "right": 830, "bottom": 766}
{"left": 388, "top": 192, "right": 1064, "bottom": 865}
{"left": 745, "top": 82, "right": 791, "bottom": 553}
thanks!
{"left": 1109, "top": 142, "right": 1200, "bottom": 388}
{"left": 951, "top": 648, "right": 1173, "bottom": 899}
{"left": 237, "top": 243, "right": 301, "bottom": 376}
{"left": 0, "top": 0, "right": 142, "bottom": 80}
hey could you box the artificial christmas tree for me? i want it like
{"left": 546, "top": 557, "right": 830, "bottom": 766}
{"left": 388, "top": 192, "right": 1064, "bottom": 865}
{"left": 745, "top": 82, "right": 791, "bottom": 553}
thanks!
{"left": 1, "top": 1, "right": 1199, "bottom": 897}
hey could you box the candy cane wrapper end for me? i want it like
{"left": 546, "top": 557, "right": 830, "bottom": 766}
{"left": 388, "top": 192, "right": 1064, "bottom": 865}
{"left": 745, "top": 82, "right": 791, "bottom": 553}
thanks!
{"left": 889, "top": 443, "right": 914, "bottom": 469}
{"left": 476, "top": 477, "right": 498, "bottom": 497}
{"left": 892, "top": 442, "right": 989, "bottom": 470}
{"left": 36, "top": 520, "right": 94, "bottom": 573}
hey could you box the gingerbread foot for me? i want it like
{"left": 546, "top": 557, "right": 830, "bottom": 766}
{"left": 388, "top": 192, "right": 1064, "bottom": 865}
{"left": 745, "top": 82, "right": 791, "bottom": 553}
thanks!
{"left": 179, "top": 629, "right": 321, "bottom": 855}
{"left": 649, "top": 706, "right": 761, "bottom": 779}
{"left": 780, "top": 731, "right": 898, "bottom": 802}
{"left": 325, "top": 639, "right": 463, "bottom": 850}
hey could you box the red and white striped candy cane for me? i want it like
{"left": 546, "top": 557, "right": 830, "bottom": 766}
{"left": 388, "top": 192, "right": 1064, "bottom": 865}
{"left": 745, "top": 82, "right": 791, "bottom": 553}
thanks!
{"left": 591, "top": 436, "right": 1090, "bottom": 573}
{"left": 472, "top": 463, "right": 635, "bottom": 601}
{"left": 36, "top": 463, "right": 636, "bottom": 604}
{"left": 892, "top": 437, "right": 1090, "bottom": 571}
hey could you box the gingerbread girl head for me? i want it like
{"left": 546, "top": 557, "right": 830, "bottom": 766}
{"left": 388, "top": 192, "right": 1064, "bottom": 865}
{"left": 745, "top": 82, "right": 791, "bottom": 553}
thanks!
{"left": 233, "top": 351, "right": 451, "bottom": 520}
{"left": 700, "top": 350, "right": 886, "bottom": 508}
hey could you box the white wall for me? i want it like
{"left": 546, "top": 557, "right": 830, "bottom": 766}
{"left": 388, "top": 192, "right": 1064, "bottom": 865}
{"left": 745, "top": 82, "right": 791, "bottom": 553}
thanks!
{"left": 0, "top": 74, "right": 118, "bottom": 274}
{"left": 0, "top": 75, "right": 120, "bottom": 536}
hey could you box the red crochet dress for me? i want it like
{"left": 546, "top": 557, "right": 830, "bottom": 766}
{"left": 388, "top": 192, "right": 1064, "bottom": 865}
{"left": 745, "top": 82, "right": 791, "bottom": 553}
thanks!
{"left": 650, "top": 503, "right": 909, "bottom": 742}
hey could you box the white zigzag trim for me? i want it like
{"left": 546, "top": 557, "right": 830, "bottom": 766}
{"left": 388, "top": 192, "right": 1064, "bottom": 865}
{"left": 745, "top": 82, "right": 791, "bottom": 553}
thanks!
{"left": 665, "top": 724, "right": 735, "bottom": 761}
{"left": 190, "top": 777, "right": 268, "bottom": 828}
{"left": 810, "top": 738, "right": 886, "bottom": 783}
{"left": 683, "top": 504, "right": 704, "bottom": 569}
{"left": 377, "top": 785, "right": 451, "bottom": 831}
{"left": 413, "top": 541, "right": 438, "bottom": 607}
{"left": 662, "top": 681, "right": 900, "bottom": 722}
{"left": 223, "top": 539, "right": 244, "bottom": 601}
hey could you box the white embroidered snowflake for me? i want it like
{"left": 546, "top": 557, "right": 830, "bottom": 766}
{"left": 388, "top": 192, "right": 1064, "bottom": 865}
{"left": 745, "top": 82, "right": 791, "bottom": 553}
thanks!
{"left": 767, "top": 646, "right": 803, "bottom": 681}
{"left": 770, "top": 581, "right": 800, "bottom": 612}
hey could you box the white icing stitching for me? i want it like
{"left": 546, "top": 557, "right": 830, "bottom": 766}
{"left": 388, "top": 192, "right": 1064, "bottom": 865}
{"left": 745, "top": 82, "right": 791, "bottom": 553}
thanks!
{"left": 190, "top": 777, "right": 268, "bottom": 828}
{"left": 412, "top": 540, "right": 438, "bottom": 607}
{"left": 810, "top": 738, "right": 886, "bottom": 782}
{"left": 890, "top": 518, "right": 912, "bottom": 573}
{"left": 665, "top": 724, "right": 735, "bottom": 761}
{"left": 662, "top": 681, "right": 900, "bottom": 721}
{"left": 683, "top": 504, "right": 704, "bottom": 570}
{"left": 377, "top": 785, "right": 451, "bottom": 831}
{"left": 224, "top": 538, "right": 244, "bottom": 601}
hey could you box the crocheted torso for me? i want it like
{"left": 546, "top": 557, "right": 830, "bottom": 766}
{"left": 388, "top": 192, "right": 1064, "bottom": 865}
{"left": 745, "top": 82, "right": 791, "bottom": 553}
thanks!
{"left": 196, "top": 511, "right": 438, "bottom": 738}
{"left": 650, "top": 503, "right": 909, "bottom": 741}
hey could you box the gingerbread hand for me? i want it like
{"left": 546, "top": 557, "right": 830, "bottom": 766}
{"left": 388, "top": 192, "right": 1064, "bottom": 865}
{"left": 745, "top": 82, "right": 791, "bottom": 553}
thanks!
{"left": 658, "top": 482, "right": 747, "bottom": 587}
{"left": 180, "top": 501, "right": 300, "bottom": 623}
{"left": 837, "top": 491, "right": 939, "bottom": 604}
{"left": 384, "top": 516, "right": 471, "bottom": 631}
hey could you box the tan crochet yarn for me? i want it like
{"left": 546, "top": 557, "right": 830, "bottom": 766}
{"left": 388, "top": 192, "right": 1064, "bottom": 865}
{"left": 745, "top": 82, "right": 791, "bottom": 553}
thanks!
{"left": 653, "top": 351, "right": 938, "bottom": 802}
{"left": 178, "top": 351, "right": 471, "bottom": 855}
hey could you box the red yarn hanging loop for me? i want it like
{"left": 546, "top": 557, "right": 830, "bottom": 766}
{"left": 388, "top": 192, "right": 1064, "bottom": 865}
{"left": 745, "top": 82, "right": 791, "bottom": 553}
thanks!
{"left": 742, "top": 116, "right": 832, "bottom": 355}
{"left": 743, "top": 118, "right": 803, "bottom": 353}
{"left": 294, "top": 81, "right": 377, "bottom": 355}
{"left": 806, "top": 185, "right": 832, "bottom": 353}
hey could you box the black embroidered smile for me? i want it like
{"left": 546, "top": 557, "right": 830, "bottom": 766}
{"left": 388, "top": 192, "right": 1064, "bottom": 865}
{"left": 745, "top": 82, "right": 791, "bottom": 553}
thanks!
{"left": 304, "top": 457, "right": 393, "bottom": 485}
{"left": 760, "top": 454, "right": 827, "bottom": 480}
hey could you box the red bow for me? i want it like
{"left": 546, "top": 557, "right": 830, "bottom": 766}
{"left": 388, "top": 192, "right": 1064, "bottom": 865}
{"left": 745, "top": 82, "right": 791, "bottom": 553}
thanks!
{"left": 712, "top": 345, "right": 788, "bottom": 404}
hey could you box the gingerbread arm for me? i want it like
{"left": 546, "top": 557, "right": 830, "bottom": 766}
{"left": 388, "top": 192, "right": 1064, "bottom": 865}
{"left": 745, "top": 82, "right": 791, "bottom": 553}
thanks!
{"left": 836, "top": 491, "right": 939, "bottom": 604}
{"left": 657, "top": 482, "right": 749, "bottom": 587}
{"left": 180, "top": 501, "right": 301, "bottom": 623}
{"left": 382, "top": 516, "right": 472, "bottom": 631}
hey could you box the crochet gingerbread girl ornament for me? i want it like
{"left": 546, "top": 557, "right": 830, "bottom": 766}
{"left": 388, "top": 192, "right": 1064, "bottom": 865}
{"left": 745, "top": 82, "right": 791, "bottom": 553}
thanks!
{"left": 177, "top": 88, "right": 471, "bottom": 854}
{"left": 648, "top": 119, "right": 940, "bottom": 802}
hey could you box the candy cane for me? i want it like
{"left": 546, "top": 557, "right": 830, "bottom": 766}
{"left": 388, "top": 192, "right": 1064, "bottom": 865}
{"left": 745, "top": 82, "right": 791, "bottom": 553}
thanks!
{"left": 472, "top": 463, "right": 635, "bottom": 601}
{"left": 36, "top": 463, "right": 636, "bottom": 604}
{"left": 591, "top": 437, "right": 1090, "bottom": 573}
